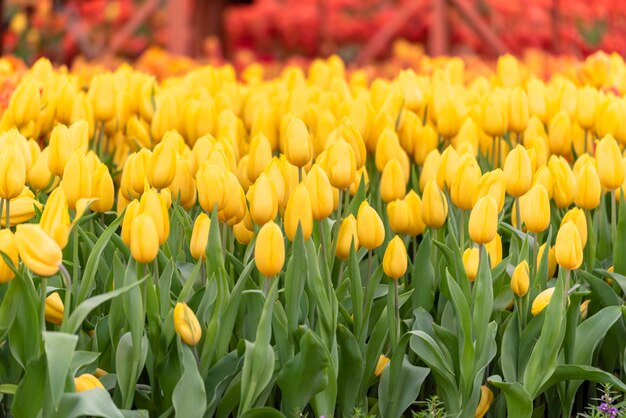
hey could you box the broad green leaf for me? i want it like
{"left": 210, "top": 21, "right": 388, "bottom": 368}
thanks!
{"left": 44, "top": 332, "right": 78, "bottom": 411}
{"left": 337, "top": 324, "right": 363, "bottom": 417}
{"left": 277, "top": 330, "right": 330, "bottom": 414}
{"left": 172, "top": 343, "right": 207, "bottom": 418}
{"left": 488, "top": 377, "right": 533, "bottom": 418}
{"left": 12, "top": 354, "right": 46, "bottom": 418}
{"left": 284, "top": 227, "right": 307, "bottom": 334}
{"left": 411, "top": 232, "right": 435, "bottom": 312}
{"left": 239, "top": 407, "right": 286, "bottom": 418}
{"left": 53, "top": 389, "right": 124, "bottom": 418}
{"left": 116, "top": 332, "right": 148, "bottom": 409}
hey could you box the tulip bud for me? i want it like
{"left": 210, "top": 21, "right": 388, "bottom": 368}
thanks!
{"left": 474, "top": 169, "right": 506, "bottom": 213}
{"left": 463, "top": 247, "right": 479, "bottom": 281}
{"left": 305, "top": 165, "right": 334, "bottom": 220}
{"left": 574, "top": 162, "right": 601, "bottom": 210}
{"left": 91, "top": 163, "right": 115, "bottom": 213}
{"left": 437, "top": 97, "right": 463, "bottom": 138}
{"left": 264, "top": 158, "right": 287, "bottom": 208}
{"left": 511, "top": 260, "right": 530, "bottom": 297}
{"left": 537, "top": 243, "right": 557, "bottom": 278}
{"left": 255, "top": 221, "right": 285, "bottom": 277}
{"left": 139, "top": 189, "right": 170, "bottom": 245}
{"left": 595, "top": 134, "right": 625, "bottom": 190}
{"left": 326, "top": 140, "right": 357, "bottom": 190}
{"left": 387, "top": 199, "right": 411, "bottom": 234}
{"left": 88, "top": 73, "right": 116, "bottom": 122}
{"left": 527, "top": 78, "right": 548, "bottom": 124}
{"left": 469, "top": 195, "right": 498, "bottom": 244}
{"left": 249, "top": 174, "right": 279, "bottom": 226}
{"left": 374, "top": 354, "right": 390, "bottom": 377}
{"left": 0, "top": 146, "right": 26, "bottom": 200}
{"left": 549, "top": 156, "right": 576, "bottom": 208}
{"left": 29, "top": 147, "right": 55, "bottom": 192}
{"left": 555, "top": 221, "right": 583, "bottom": 270}
{"left": 576, "top": 86, "right": 597, "bottom": 130}
{"left": 45, "top": 292, "right": 64, "bottom": 325}
{"left": 196, "top": 162, "right": 225, "bottom": 214}
{"left": 522, "top": 184, "right": 550, "bottom": 233}
{"left": 247, "top": 134, "right": 273, "bottom": 182}
{"left": 421, "top": 180, "right": 448, "bottom": 229}
{"left": 383, "top": 235, "right": 408, "bottom": 279}
{"left": 189, "top": 213, "right": 211, "bottom": 260}
{"left": 8, "top": 80, "right": 40, "bottom": 127}
{"left": 404, "top": 190, "right": 426, "bottom": 237}
{"left": 40, "top": 187, "right": 71, "bottom": 249}
{"left": 419, "top": 149, "right": 441, "bottom": 192}
{"left": 450, "top": 158, "right": 481, "bottom": 211}
{"left": 148, "top": 140, "right": 177, "bottom": 190}
{"left": 480, "top": 92, "right": 508, "bottom": 137}
{"left": 533, "top": 166, "right": 553, "bottom": 198}
{"left": 548, "top": 110, "right": 572, "bottom": 156}
{"left": 561, "top": 207, "right": 588, "bottom": 248}
{"left": 173, "top": 302, "right": 202, "bottom": 346}
{"left": 475, "top": 385, "right": 494, "bottom": 418}
{"left": 284, "top": 184, "right": 313, "bottom": 241}
{"left": 436, "top": 146, "right": 460, "bottom": 190}
{"left": 0, "top": 188, "right": 41, "bottom": 227}
{"left": 532, "top": 287, "right": 555, "bottom": 316}
{"left": 0, "top": 230, "right": 18, "bottom": 283}
{"left": 508, "top": 87, "right": 529, "bottom": 133}
{"left": 580, "top": 299, "right": 591, "bottom": 320}
{"left": 380, "top": 159, "right": 406, "bottom": 203}
{"left": 15, "top": 224, "right": 62, "bottom": 276}
{"left": 61, "top": 151, "right": 92, "bottom": 210}
{"left": 74, "top": 374, "right": 105, "bottom": 392}
{"left": 151, "top": 95, "right": 179, "bottom": 143}
{"left": 336, "top": 214, "right": 359, "bottom": 260}
{"left": 233, "top": 219, "right": 254, "bottom": 245}
{"left": 284, "top": 116, "right": 311, "bottom": 168}
{"left": 503, "top": 145, "right": 532, "bottom": 197}
{"left": 356, "top": 201, "right": 385, "bottom": 250}
{"left": 130, "top": 214, "right": 159, "bottom": 264}
{"left": 413, "top": 124, "right": 438, "bottom": 166}
{"left": 485, "top": 233, "right": 502, "bottom": 268}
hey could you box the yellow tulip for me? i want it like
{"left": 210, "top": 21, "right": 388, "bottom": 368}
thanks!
{"left": 305, "top": 165, "right": 334, "bottom": 221}
{"left": 190, "top": 213, "right": 211, "bottom": 260}
{"left": 326, "top": 140, "right": 357, "bottom": 190}
{"left": 555, "top": 221, "right": 583, "bottom": 270}
{"left": 139, "top": 189, "right": 170, "bottom": 245}
{"left": 61, "top": 151, "right": 92, "bottom": 210}
{"left": 450, "top": 158, "right": 481, "bottom": 211}
{"left": 284, "top": 184, "right": 313, "bottom": 241}
{"left": 576, "top": 86, "right": 597, "bottom": 130}
{"left": 28, "top": 147, "right": 55, "bottom": 192}
{"left": 74, "top": 374, "right": 104, "bottom": 392}
{"left": 88, "top": 73, "right": 116, "bottom": 122}
{"left": 147, "top": 140, "right": 177, "bottom": 190}
{"left": 537, "top": 243, "right": 557, "bottom": 278}
{"left": 39, "top": 187, "right": 71, "bottom": 249}
{"left": 151, "top": 95, "right": 179, "bottom": 143}
{"left": 422, "top": 180, "right": 448, "bottom": 229}
{"left": 532, "top": 287, "right": 555, "bottom": 316}
{"left": 336, "top": 214, "right": 359, "bottom": 260}
{"left": 419, "top": 149, "right": 441, "bottom": 192}
{"left": 249, "top": 174, "right": 278, "bottom": 226}
{"left": 474, "top": 169, "right": 506, "bottom": 213}
{"left": 437, "top": 97, "right": 463, "bottom": 138}
{"left": 561, "top": 207, "right": 588, "bottom": 248}
{"left": 413, "top": 124, "right": 438, "bottom": 166}
{"left": 469, "top": 195, "right": 498, "bottom": 245}
{"left": 508, "top": 87, "right": 529, "bottom": 133}
{"left": 14, "top": 224, "right": 62, "bottom": 276}
{"left": 485, "top": 233, "right": 503, "bottom": 268}
{"left": 130, "top": 214, "right": 159, "bottom": 264}
{"left": 255, "top": 221, "right": 285, "bottom": 277}
{"left": 0, "top": 230, "right": 18, "bottom": 283}
{"left": 233, "top": 220, "right": 254, "bottom": 245}
{"left": 91, "top": 163, "right": 115, "bottom": 213}
{"left": 8, "top": 80, "right": 40, "bottom": 127}
{"left": 383, "top": 235, "right": 408, "bottom": 280}
{"left": 463, "top": 247, "right": 479, "bottom": 281}
{"left": 387, "top": 199, "right": 411, "bottom": 235}
{"left": 522, "top": 184, "right": 550, "bottom": 233}
{"left": 173, "top": 302, "right": 202, "bottom": 346}
{"left": 45, "top": 292, "right": 64, "bottom": 325}
{"left": 511, "top": 260, "right": 529, "bottom": 297}
{"left": 0, "top": 146, "right": 26, "bottom": 200}
{"left": 284, "top": 116, "right": 311, "bottom": 168}
{"left": 436, "top": 146, "right": 460, "bottom": 190}
{"left": 475, "top": 385, "right": 494, "bottom": 418}
{"left": 503, "top": 145, "right": 532, "bottom": 197}
{"left": 574, "top": 162, "right": 601, "bottom": 210}
{"left": 405, "top": 190, "right": 426, "bottom": 237}
{"left": 595, "top": 134, "right": 625, "bottom": 190}
{"left": 480, "top": 92, "right": 508, "bottom": 137}
{"left": 548, "top": 110, "right": 572, "bottom": 156}
{"left": 374, "top": 354, "right": 390, "bottom": 377}
{"left": 549, "top": 156, "right": 576, "bottom": 208}
{"left": 356, "top": 201, "right": 385, "bottom": 250}
{"left": 380, "top": 159, "right": 406, "bottom": 203}
{"left": 247, "top": 134, "right": 273, "bottom": 182}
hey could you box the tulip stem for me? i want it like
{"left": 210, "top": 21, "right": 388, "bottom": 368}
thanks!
{"left": 40, "top": 277, "right": 47, "bottom": 333}
{"left": 393, "top": 280, "right": 400, "bottom": 350}
{"left": 262, "top": 276, "right": 272, "bottom": 298}
{"left": 319, "top": 221, "right": 328, "bottom": 266}
{"left": 584, "top": 129, "right": 588, "bottom": 154}
{"left": 337, "top": 189, "right": 344, "bottom": 220}
{"left": 59, "top": 263, "right": 72, "bottom": 326}
{"left": 611, "top": 190, "right": 617, "bottom": 245}
{"left": 459, "top": 211, "right": 465, "bottom": 250}
{"left": 564, "top": 269, "right": 571, "bottom": 306}
{"left": 5, "top": 198, "right": 9, "bottom": 230}
{"left": 515, "top": 197, "right": 522, "bottom": 233}
{"left": 532, "top": 232, "right": 539, "bottom": 281}
{"left": 298, "top": 166, "right": 302, "bottom": 183}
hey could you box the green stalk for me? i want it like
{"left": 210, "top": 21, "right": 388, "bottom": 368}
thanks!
{"left": 59, "top": 264, "right": 73, "bottom": 325}
{"left": 5, "top": 198, "right": 9, "bottom": 230}
{"left": 459, "top": 210, "right": 465, "bottom": 251}
{"left": 611, "top": 190, "right": 617, "bottom": 246}
{"left": 515, "top": 196, "right": 522, "bottom": 232}
{"left": 394, "top": 280, "right": 400, "bottom": 349}
{"left": 337, "top": 189, "right": 344, "bottom": 220}
{"left": 40, "top": 277, "right": 47, "bottom": 333}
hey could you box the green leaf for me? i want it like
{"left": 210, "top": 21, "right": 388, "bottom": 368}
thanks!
{"left": 277, "top": 330, "right": 330, "bottom": 414}
{"left": 378, "top": 345, "right": 429, "bottom": 418}
{"left": 537, "top": 364, "right": 626, "bottom": 395}
{"left": 614, "top": 191, "right": 626, "bottom": 274}
{"left": 488, "top": 377, "right": 533, "bottom": 418}
{"left": 238, "top": 280, "right": 278, "bottom": 414}
{"left": 500, "top": 312, "right": 519, "bottom": 383}
{"left": 44, "top": 332, "right": 78, "bottom": 411}
{"left": 284, "top": 227, "right": 307, "bottom": 334}
{"left": 77, "top": 211, "right": 125, "bottom": 304}
{"left": 205, "top": 350, "right": 242, "bottom": 414}
{"left": 337, "top": 324, "right": 363, "bottom": 417}
{"left": 240, "top": 407, "right": 286, "bottom": 418}
{"left": 12, "top": 354, "right": 46, "bottom": 418}
{"left": 173, "top": 344, "right": 207, "bottom": 418}
{"left": 411, "top": 232, "right": 435, "bottom": 312}
{"left": 9, "top": 270, "right": 42, "bottom": 369}
{"left": 116, "top": 332, "right": 148, "bottom": 410}
{"left": 62, "top": 277, "right": 146, "bottom": 334}
{"left": 0, "top": 277, "right": 21, "bottom": 342}
{"left": 53, "top": 389, "right": 124, "bottom": 418}
{"left": 523, "top": 271, "right": 566, "bottom": 398}
{"left": 345, "top": 177, "right": 366, "bottom": 217}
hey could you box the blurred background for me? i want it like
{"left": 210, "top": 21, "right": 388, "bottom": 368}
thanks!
{"left": 1, "top": 0, "right": 624, "bottom": 72}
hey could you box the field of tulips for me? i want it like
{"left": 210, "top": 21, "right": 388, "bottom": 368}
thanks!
{"left": 3, "top": 50, "right": 626, "bottom": 418}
